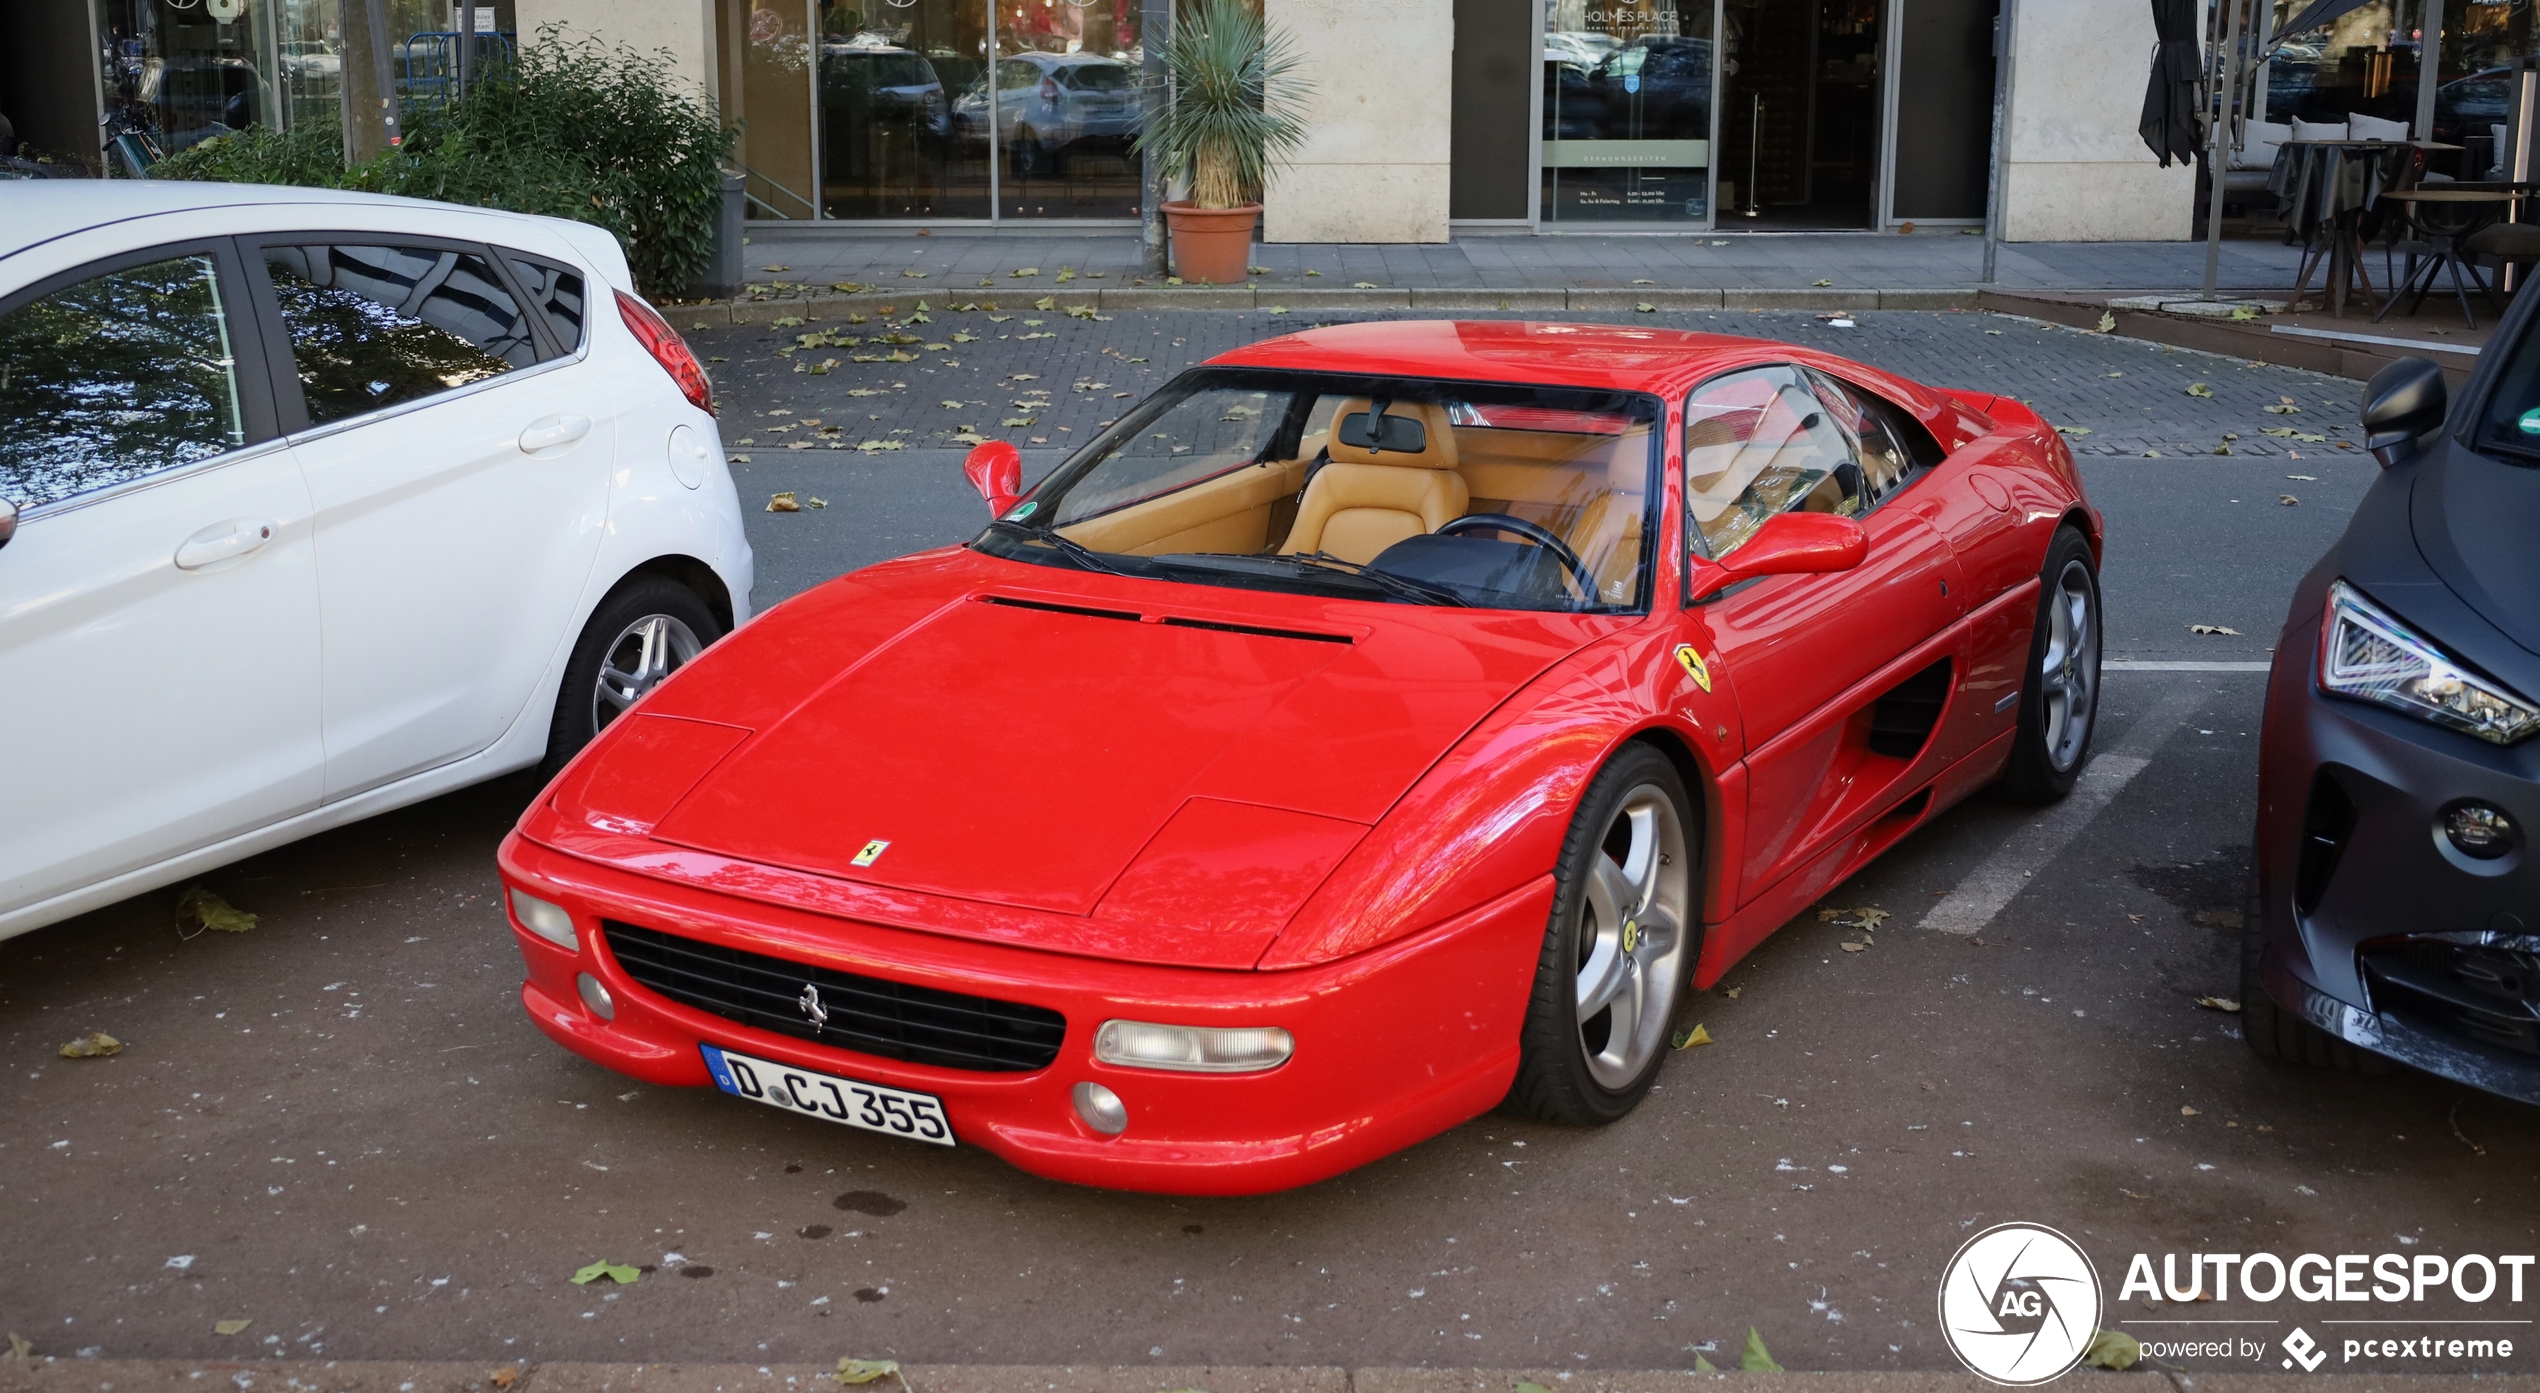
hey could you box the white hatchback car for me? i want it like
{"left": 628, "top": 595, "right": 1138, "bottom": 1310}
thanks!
{"left": 0, "top": 183, "right": 752, "bottom": 940}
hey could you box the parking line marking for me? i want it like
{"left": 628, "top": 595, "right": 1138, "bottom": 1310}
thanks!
{"left": 2106, "top": 660, "right": 2272, "bottom": 672}
{"left": 1919, "top": 684, "right": 2206, "bottom": 936}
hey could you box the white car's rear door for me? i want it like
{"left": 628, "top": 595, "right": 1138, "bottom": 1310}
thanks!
{"left": 244, "top": 236, "right": 616, "bottom": 800}
{"left": 0, "top": 241, "right": 323, "bottom": 916}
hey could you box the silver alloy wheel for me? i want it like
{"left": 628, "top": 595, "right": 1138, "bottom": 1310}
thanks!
{"left": 2038, "top": 557, "right": 2100, "bottom": 773}
{"left": 1574, "top": 784, "right": 1693, "bottom": 1089}
{"left": 591, "top": 614, "right": 703, "bottom": 732}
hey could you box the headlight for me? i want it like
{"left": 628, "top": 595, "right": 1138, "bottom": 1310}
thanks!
{"left": 2318, "top": 580, "right": 2540, "bottom": 744}
{"left": 510, "top": 888, "right": 578, "bottom": 950}
{"left": 1093, "top": 1019, "right": 1293, "bottom": 1073}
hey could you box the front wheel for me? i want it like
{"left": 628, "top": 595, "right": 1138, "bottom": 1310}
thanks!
{"left": 1998, "top": 526, "right": 2102, "bottom": 804}
{"left": 542, "top": 575, "right": 724, "bottom": 776}
{"left": 1506, "top": 744, "right": 1700, "bottom": 1125}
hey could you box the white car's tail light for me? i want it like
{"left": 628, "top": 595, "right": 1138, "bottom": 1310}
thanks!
{"left": 2318, "top": 580, "right": 2540, "bottom": 745}
{"left": 1094, "top": 1019, "right": 1293, "bottom": 1073}
{"left": 510, "top": 888, "right": 578, "bottom": 950}
{"left": 615, "top": 290, "right": 715, "bottom": 416}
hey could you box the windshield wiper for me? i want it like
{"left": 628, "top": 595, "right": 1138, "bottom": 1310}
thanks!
{"left": 1154, "top": 551, "right": 1470, "bottom": 607}
{"left": 982, "top": 517, "right": 1125, "bottom": 575}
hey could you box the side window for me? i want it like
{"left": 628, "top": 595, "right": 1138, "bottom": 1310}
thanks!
{"left": 262, "top": 244, "right": 537, "bottom": 428}
{"left": 1683, "top": 364, "right": 1862, "bottom": 560}
{"left": 506, "top": 255, "right": 586, "bottom": 354}
{"left": 1803, "top": 368, "right": 1928, "bottom": 505}
{"left": 0, "top": 252, "right": 249, "bottom": 511}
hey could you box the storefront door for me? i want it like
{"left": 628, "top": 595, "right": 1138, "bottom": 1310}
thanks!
{"left": 1541, "top": 0, "right": 1719, "bottom": 226}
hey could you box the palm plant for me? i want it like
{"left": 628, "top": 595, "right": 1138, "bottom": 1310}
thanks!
{"left": 1135, "top": 0, "right": 1312, "bottom": 210}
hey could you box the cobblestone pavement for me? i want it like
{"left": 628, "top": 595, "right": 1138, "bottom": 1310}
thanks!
{"left": 699, "top": 304, "right": 2373, "bottom": 661}
{"left": 725, "top": 228, "right": 2309, "bottom": 292}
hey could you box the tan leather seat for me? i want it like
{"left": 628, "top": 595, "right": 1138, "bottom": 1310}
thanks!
{"left": 1562, "top": 426, "right": 1652, "bottom": 605}
{"left": 1282, "top": 398, "right": 1469, "bottom": 564}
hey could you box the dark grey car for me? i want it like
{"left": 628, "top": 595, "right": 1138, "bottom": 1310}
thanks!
{"left": 2245, "top": 284, "right": 2540, "bottom": 1099}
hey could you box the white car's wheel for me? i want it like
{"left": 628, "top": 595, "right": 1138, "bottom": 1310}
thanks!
{"left": 544, "top": 575, "right": 721, "bottom": 773}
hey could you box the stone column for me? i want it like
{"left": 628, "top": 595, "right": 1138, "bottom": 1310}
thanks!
{"left": 2000, "top": 0, "right": 2196, "bottom": 241}
{"left": 513, "top": 0, "right": 718, "bottom": 102}
{"left": 1262, "top": 0, "right": 1453, "bottom": 243}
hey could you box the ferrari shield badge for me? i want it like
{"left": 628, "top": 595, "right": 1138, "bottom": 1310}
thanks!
{"left": 1673, "top": 644, "right": 1712, "bottom": 693}
{"left": 851, "top": 839, "right": 890, "bottom": 867}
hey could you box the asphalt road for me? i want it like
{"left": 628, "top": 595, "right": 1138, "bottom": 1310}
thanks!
{"left": 6, "top": 310, "right": 2529, "bottom": 1378}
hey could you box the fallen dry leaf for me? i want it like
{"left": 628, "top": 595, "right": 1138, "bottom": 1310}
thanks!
{"left": 59, "top": 1032, "right": 121, "bottom": 1059}
{"left": 1671, "top": 1024, "right": 1714, "bottom": 1050}
{"left": 835, "top": 1359, "right": 902, "bottom": 1387}
{"left": 2096, "top": 311, "right": 2117, "bottom": 332}
{"left": 2185, "top": 382, "right": 2214, "bottom": 398}
{"left": 766, "top": 492, "right": 801, "bottom": 513}
{"left": 2280, "top": 494, "right": 2299, "bottom": 506}
{"left": 2083, "top": 1329, "right": 2142, "bottom": 1371}
{"left": 213, "top": 1320, "right": 251, "bottom": 1336}
{"left": 1840, "top": 941, "right": 1868, "bottom": 953}
{"left": 2180, "top": 1105, "right": 2201, "bottom": 1117}
{"left": 2198, "top": 996, "right": 2242, "bottom": 1013}
{"left": 177, "top": 886, "right": 256, "bottom": 936}
{"left": 490, "top": 1368, "right": 520, "bottom": 1389}
{"left": 2187, "top": 624, "right": 2241, "bottom": 636}
{"left": 571, "top": 1260, "right": 640, "bottom": 1286}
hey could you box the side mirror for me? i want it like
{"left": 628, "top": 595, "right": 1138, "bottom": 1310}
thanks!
{"left": 0, "top": 496, "right": 15, "bottom": 552}
{"left": 963, "top": 440, "right": 1024, "bottom": 516}
{"left": 2361, "top": 356, "right": 2447, "bottom": 467}
{"left": 1688, "top": 510, "right": 1869, "bottom": 601}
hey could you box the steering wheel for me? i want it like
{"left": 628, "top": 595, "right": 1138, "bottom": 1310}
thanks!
{"left": 1436, "top": 512, "right": 1594, "bottom": 595}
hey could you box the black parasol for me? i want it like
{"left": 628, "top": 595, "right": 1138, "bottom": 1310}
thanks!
{"left": 2140, "top": 0, "right": 2203, "bottom": 168}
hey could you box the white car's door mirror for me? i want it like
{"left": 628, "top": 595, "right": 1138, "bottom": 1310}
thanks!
{"left": 0, "top": 496, "right": 17, "bottom": 552}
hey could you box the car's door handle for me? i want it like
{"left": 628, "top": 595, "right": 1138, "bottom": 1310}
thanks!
{"left": 518, "top": 414, "right": 593, "bottom": 455}
{"left": 174, "top": 518, "right": 276, "bottom": 571}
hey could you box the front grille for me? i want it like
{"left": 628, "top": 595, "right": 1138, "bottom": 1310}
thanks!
{"left": 601, "top": 920, "right": 1066, "bottom": 1072}
{"left": 2364, "top": 939, "right": 2540, "bottom": 1056}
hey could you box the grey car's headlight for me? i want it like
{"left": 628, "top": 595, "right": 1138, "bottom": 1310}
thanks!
{"left": 1094, "top": 1019, "right": 1292, "bottom": 1073}
{"left": 2319, "top": 580, "right": 2540, "bottom": 745}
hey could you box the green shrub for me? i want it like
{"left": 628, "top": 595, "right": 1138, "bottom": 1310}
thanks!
{"left": 155, "top": 29, "right": 733, "bottom": 297}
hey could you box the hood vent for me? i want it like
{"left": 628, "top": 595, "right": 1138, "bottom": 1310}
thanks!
{"left": 1158, "top": 615, "right": 1354, "bottom": 645}
{"left": 977, "top": 594, "right": 1352, "bottom": 645}
{"left": 977, "top": 594, "right": 1140, "bottom": 623}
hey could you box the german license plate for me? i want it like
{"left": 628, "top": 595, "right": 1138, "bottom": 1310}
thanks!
{"left": 699, "top": 1043, "right": 955, "bottom": 1146}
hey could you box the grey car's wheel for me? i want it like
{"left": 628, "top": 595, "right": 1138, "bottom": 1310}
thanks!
{"left": 2000, "top": 527, "right": 2102, "bottom": 804}
{"left": 1507, "top": 744, "right": 1699, "bottom": 1125}
{"left": 543, "top": 575, "right": 722, "bottom": 776}
{"left": 2239, "top": 864, "right": 2387, "bottom": 1072}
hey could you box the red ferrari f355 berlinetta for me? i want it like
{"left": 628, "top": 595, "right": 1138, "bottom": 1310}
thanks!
{"left": 499, "top": 320, "right": 2102, "bottom": 1194}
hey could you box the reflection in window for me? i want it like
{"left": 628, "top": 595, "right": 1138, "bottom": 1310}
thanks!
{"left": 0, "top": 254, "right": 246, "bottom": 511}
{"left": 264, "top": 245, "right": 536, "bottom": 427}
{"left": 1684, "top": 365, "right": 1862, "bottom": 558}
{"left": 1053, "top": 387, "right": 1291, "bottom": 523}
{"left": 508, "top": 257, "right": 587, "bottom": 353}
{"left": 821, "top": 0, "right": 989, "bottom": 218}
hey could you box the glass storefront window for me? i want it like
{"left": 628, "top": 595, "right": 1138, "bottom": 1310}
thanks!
{"left": 2266, "top": 0, "right": 2537, "bottom": 179}
{"left": 731, "top": 0, "right": 1142, "bottom": 221}
{"left": 99, "top": 0, "right": 282, "bottom": 155}
{"left": 993, "top": 0, "right": 1143, "bottom": 218}
{"left": 820, "top": 0, "right": 990, "bottom": 218}
{"left": 1543, "top": 0, "right": 1715, "bottom": 224}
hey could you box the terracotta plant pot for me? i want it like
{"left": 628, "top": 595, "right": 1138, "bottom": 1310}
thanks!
{"left": 1162, "top": 200, "right": 1261, "bottom": 286}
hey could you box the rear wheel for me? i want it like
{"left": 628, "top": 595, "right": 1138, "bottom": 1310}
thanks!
{"left": 1999, "top": 527, "right": 2102, "bottom": 804}
{"left": 1507, "top": 744, "right": 1700, "bottom": 1125}
{"left": 542, "top": 575, "right": 722, "bottom": 776}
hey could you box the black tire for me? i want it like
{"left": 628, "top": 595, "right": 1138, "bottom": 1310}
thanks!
{"left": 1506, "top": 744, "right": 1702, "bottom": 1126}
{"left": 542, "top": 574, "right": 724, "bottom": 777}
{"left": 1998, "top": 526, "right": 2103, "bottom": 804}
{"left": 2239, "top": 863, "right": 2388, "bottom": 1072}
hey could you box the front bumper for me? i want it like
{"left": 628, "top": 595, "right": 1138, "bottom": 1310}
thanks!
{"left": 498, "top": 829, "right": 1550, "bottom": 1195}
{"left": 2253, "top": 626, "right": 2540, "bottom": 1104}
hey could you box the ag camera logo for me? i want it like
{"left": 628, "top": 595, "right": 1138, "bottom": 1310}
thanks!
{"left": 1940, "top": 1222, "right": 2105, "bottom": 1385}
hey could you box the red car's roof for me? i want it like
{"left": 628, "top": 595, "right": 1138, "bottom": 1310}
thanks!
{"left": 1207, "top": 319, "right": 1791, "bottom": 396}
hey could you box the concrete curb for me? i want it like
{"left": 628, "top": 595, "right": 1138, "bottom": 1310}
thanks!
{"left": 7, "top": 1361, "right": 2533, "bottom": 1393}
{"left": 674, "top": 287, "right": 1987, "bottom": 326}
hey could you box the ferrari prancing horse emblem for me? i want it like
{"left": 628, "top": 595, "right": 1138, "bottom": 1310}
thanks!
{"left": 1674, "top": 644, "right": 1712, "bottom": 693}
{"left": 852, "top": 839, "right": 890, "bottom": 867}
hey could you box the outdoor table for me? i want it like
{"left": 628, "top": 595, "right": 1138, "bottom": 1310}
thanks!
{"left": 2268, "top": 139, "right": 2458, "bottom": 318}
{"left": 2375, "top": 187, "right": 2517, "bottom": 328}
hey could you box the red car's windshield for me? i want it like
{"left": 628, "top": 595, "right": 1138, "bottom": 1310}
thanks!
{"left": 972, "top": 368, "right": 1664, "bottom": 612}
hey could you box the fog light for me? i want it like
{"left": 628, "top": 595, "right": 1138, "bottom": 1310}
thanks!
{"left": 2443, "top": 803, "right": 2517, "bottom": 860}
{"left": 510, "top": 888, "right": 577, "bottom": 950}
{"left": 1072, "top": 1081, "right": 1127, "bottom": 1135}
{"left": 576, "top": 972, "right": 615, "bottom": 1020}
{"left": 1094, "top": 1019, "right": 1294, "bottom": 1073}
